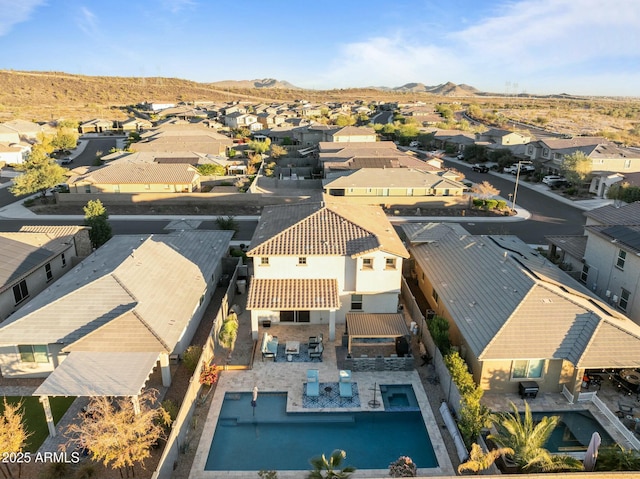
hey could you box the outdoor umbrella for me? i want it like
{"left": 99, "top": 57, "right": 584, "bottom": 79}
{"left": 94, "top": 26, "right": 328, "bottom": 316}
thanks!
{"left": 251, "top": 386, "right": 258, "bottom": 416}
{"left": 583, "top": 431, "right": 601, "bottom": 471}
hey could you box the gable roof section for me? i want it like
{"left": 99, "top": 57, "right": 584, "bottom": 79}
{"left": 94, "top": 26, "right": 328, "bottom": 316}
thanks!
{"left": 586, "top": 225, "right": 640, "bottom": 254}
{"left": 323, "top": 168, "right": 463, "bottom": 189}
{"left": 0, "top": 227, "right": 84, "bottom": 294}
{"left": 68, "top": 163, "right": 199, "bottom": 185}
{"left": 584, "top": 201, "right": 640, "bottom": 226}
{"left": 0, "top": 231, "right": 233, "bottom": 350}
{"left": 248, "top": 202, "right": 408, "bottom": 258}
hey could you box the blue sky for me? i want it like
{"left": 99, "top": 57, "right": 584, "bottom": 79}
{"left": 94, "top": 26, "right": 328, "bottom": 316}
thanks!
{"left": 1, "top": 0, "right": 638, "bottom": 96}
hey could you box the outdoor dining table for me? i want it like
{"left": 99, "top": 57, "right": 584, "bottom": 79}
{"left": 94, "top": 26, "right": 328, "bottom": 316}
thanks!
{"left": 619, "top": 369, "right": 640, "bottom": 386}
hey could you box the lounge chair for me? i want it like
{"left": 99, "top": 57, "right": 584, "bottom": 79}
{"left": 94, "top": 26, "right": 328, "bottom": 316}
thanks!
{"left": 309, "top": 342, "right": 324, "bottom": 359}
{"left": 306, "top": 369, "right": 320, "bottom": 397}
{"left": 308, "top": 333, "right": 324, "bottom": 348}
{"left": 261, "top": 333, "right": 278, "bottom": 361}
{"left": 339, "top": 369, "right": 353, "bottom": 398}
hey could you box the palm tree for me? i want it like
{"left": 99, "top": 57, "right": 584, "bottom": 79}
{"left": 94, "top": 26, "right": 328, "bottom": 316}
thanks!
{"left": 458, "top": 443, "right": 514, "bottom": 475}
{"left": 488, "top": 401, "right": 583, "bottom": 473}
{"left": 308, "top": 449, "right": 356, "bottom": 479}
{"left": 595, "top": 445, "right": 640, "bottom": 471}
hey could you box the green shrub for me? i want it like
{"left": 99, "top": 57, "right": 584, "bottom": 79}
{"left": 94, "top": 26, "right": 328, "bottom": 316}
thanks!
{"left": 427, "top": 315, "right": 450, "bottom": 354}
{"left": 182, "top": 345, "right": 203, "bottom": 373}
{"left": 41, "top": 461, "right": 70, "bottom": 479}
{"left": 495, "top": 199, "right": 507, "bottom": 210}
{"left": 74, "top": 463, "right": 96, "bottom": 479}
{"left": 485, "top": 199, "right": 498, "bottom": 210}
{"left": 161, "top": 399, "right": 179, "bottom": 422}
{"left": 23, "top": 198, "right": 35, "bottom": 207}
{"left": 472, "top": 198, "right": 484, "bottom": 207}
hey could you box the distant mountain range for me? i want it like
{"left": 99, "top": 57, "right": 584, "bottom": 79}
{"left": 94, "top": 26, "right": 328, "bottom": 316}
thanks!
{"left": 209, "top": 78, "right": 482, "bottom": 96}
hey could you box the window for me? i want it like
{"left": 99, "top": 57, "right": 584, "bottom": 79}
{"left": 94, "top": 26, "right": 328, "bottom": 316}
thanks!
{"left": 616, "top": 249, "right": 627, "bottom": 270}
{"left": 298, "top": 257, "right": 307, "bottom": 266}
{"left": 432, "top": 288, "right": 439, "bottom": 304}
{"left": 579, "top": 264, "right": 589, "bottom": 284}
{"left": 385, "top": 257, "right": 397, "bottom": 270}
{"left": 12, "top": 280, "right": 29, "bottom": 305}
{"left": 260, "top": 257, "right": 269, "bottom": 266}
{"left": 619, "top": 288, "right": 631, "bottom": 312}
{"left": 45, "top": 263, "right": 53, "bottom": 282}
{"left": 351, "top": 294, "right": 363, "bottom": 310}
{"left": 84, "top": 185, "right": 91, "bottom": 193}
{"left": 362, "top": 258, "right": 373, "bottom": 270}
{"left": 18, "top": 345, "right": 48, "bottom": 363}
{"left": 624, "top": 159, "right": 631, "bottom": 169}
{"left": 512, "top": 359, "right": 544, "bottom": 379}
{"left": 61, "top": 253, "right": 66, "bottom": 267}
{"left": 542, "top": 148, "right": 549, "bottom": 157}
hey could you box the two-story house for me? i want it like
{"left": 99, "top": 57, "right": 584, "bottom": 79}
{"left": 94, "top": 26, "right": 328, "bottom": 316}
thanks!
{"left": 0, "top": 226, "right": 92, "bottom": 323}
{"left": 246, "top": 202, "right": 409, "bottom": 341}
{"left": 476, "top": 128, "right": 531, "bottom": 146}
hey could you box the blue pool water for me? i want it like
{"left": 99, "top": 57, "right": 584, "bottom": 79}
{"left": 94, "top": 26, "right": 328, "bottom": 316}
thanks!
{"left": 380, "top": 384, "right": 419, "bottom": 411}
{"left": 205, "top": 391, "right": 438, "bottom": 471}
{"left": 527, "top": 410, "right": 614, "bottom": 453}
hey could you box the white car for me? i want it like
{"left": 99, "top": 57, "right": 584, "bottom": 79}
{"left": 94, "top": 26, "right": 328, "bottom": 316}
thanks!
{"left": 409, "top": 141, "right": 422, "bottom": 148}
{"left": 542, "top": 175, "right": 565, "bottom": 185}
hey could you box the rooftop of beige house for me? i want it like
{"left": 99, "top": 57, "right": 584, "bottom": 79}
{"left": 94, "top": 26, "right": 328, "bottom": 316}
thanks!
{"left": 406, "top": 225, "right": 640, "bottom": 368}
{"left": 247, "top": 202, "right": 409, "bottom": 258}
{"left": 68, "top": 163, "right": 199, "bottom": 185}
{"left": 323, "top": 168, "right": 463, "bottom": 189}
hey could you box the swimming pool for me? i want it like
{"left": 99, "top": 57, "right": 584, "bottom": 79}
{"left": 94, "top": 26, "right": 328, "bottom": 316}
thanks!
{"left": 380, "top": 384, "right": 420, "bottom": 411}
{"left": 527, "top": 410, "right": 614, "bottom": 453}
{"left": 205, "top": 391, "right": 439, "bottom": 471}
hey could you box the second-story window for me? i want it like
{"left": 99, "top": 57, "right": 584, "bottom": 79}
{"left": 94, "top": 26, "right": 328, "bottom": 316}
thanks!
{"left": 61, "top": 253, "right": 66, "bottom": 267}
{"left": 298, "top": 257, "right": 307, "bottom": 266}
{"left": 45, "top": 263, "right": 53, "bottom": 282}
{"left": 432, "top": 288, "right": 439, "bottom": 304}
{"left": 385, "top": 258, "right": 396, "bottom": 270}
{"left": 13, "top": 280, "right": 29, "bottom": 305}
{"left": 260, "top": 257, "right": 269, "bottom": 266}
{"left": 616, "top": 249, "right": 627, "bottom": 270}
{"left": 362, "top": 258, "right": 373, "bottom": 270}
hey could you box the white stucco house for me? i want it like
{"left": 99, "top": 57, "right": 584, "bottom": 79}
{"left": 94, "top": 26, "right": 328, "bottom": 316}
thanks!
{"left": 246, "top": 202, "right": 409, "bottom": 340}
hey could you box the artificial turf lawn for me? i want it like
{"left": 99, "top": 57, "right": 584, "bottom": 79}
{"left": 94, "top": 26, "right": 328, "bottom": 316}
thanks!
{"left": 0, "top": 396, "right": 76, "bottom": 451}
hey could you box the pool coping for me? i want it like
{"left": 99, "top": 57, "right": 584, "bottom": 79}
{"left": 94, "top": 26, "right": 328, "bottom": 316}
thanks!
{"left": 189, "top": 364, "right": 455, "bottom": 478}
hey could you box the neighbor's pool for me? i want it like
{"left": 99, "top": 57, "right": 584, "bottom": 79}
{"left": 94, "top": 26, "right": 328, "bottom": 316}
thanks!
{"left": 205, "top": 391, "right": 438, "bottom": 471}
{"left": 527, "top": 410, "right": 614, "bottom": 453}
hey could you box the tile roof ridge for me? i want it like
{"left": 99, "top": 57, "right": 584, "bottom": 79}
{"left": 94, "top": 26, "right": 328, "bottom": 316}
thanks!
{"left": 130, "top": 309, "right": 172, "bottom": 352}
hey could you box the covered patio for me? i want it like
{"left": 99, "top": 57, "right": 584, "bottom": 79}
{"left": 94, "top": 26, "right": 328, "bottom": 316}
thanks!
{"left": 344, "top": 313, "right": 410, "bottom": 355}
{"left": 33, "top": 351, "right": 160, "bottom": 437}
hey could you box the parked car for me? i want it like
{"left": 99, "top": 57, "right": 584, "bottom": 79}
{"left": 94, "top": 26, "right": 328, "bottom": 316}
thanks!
{"left": 542, "top": 175, "right": 566, "bottom": 185}
{"left": 50, "top": 184, "right": 69, "bottom": 194}
{"left": 409, "top": 141, "right": 422, "bottom": 148}
{"left": 455, "top": 154, "right": 464, "bottom": 160}
{"left": 547, "top": 178, "right": 570, "bottom": 188}
{"left": 58, "top": 157, "right": 73, "bottom": 165}
{"left": 504, "top": 163, "right": 534, "bottom": 175}
{"left": 503, "top": 164, "right": 518, "bottom": 174}
{"left": 471, "top": 164, "right": 489, "bottom": 173}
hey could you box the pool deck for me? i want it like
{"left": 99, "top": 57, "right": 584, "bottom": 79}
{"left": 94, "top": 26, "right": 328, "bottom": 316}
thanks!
{"left": 189, "top": 324, "right": 456, "bottom": 479}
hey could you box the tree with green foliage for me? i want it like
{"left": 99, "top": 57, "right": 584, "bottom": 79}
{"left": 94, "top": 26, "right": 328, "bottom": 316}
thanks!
{"left": 0, "top": 398, "right": 31, "bottom": 479}
{"left": 218, "top": 311, "right": 239, "bottom": 357}
{"left": 334, "top": 115, "right": 356, "bottom": 127}
{"left": 308, "top": 449, "right": 356, "bottom": 479}
{"left": 216, "top": 215, "right": 238, "bottom": 234}
{"left": 83, "top": 199, "right": 112, "bottom": 248}
{"left": 596, "top": 444, "right": 640, "bottom": 471}
{"left": 561, "top": 151, "right": 592, "bottom": 190}
{"left": 427, "top": 315, "right": 450, "bottom": 353}
{"left": 10, "top": 145, "right": 68, "bottom": 198}
{"left": 197, "top": 164, "right": 226, "bottom": 176}
{"left": 52, "top": 130, "right": 78, "bottom": 151}
{"left": 606, "top": 182, "right": 640, "bottom": 204}
{"left": 65, "top": 389, "right": 170, "bottom": 479}
{"left": 489, "top": 401, "right": 584, "bottom": 473}
{"left": 248, "top": 138, "right": 271, "bottom": 155}
{"left": 458, "top": 443, "right": 514, "bottom": 475}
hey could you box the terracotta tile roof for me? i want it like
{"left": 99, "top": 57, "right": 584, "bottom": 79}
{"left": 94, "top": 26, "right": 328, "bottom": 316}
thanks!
{"left": 247, "top": 278, "right": 340, "bottom": 310}
{"left": 68, "top": 163, "right": 199, "bottom": 185}
{"left": 248, "top": 202, "right": 408, "bottom": 258}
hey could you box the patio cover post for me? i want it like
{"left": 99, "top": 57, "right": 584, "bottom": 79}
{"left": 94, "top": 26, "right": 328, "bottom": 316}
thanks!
{"left": 570, "top": 367, "right": 585, "bottom": 403}
{"left": 131, "top": 395, "right": 141, "bottom": 415}
{"left": 159, "top": 353, "right": 171, "bottom": 387}
{"left": 329, "top": 309, "right": 336, "bottom": 341}
{"left": 39, "top": 395, "right": 56, "bottom": 437}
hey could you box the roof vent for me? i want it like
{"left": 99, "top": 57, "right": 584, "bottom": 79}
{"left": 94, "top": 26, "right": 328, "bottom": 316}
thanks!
{"left": 542, "top": 298, "right": 553, "bottom": 303}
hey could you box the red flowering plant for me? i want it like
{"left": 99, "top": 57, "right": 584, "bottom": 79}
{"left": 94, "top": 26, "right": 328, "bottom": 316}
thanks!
{"left": 199, "top": 364, "right": 219, "bottom": 386}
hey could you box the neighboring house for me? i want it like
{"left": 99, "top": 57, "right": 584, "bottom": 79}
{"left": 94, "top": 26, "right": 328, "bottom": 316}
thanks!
{"left": 323, "top": 168, "right": 465, "bottom": 198}
{"left": 246, "top": 202, "right": 409, "bottom": 341}
{"left": 0, "top": 226, "right": 92, "bottom": 322}
{"left": 224, "top": 112, "right": 258, "bottom": 129}
{"left": 0, "top": 231, "right": 233, "bottom": 383}
{"left": 67, "top": 163, "right": 201, "bottom": 193}
{"left": 0, "top": 143, "right": 30, "bottom": 165}
{"left": 547, "top": 202, "right": 640, "bottom": 323}
{"left": 118, "top": 117, "right": 153, "bottom": 132}
{"left": 524, "top": 137, "right": 640, "bottom": 174}
{"left": 131, "top": 123, "right": 233, "bottom": 156}
{"left": 1, "top": 119, "right": 46, "bottom": 141}
{"left": 429, "top": 129, "right": 476, "bottom": 152}
{"left": 0, "top": 124, "right": 21, "bottom": 144}
{"left": 327, "top": 126, "right": 377, "bottom": 143}
{"left": 257, "top": 113, "right": 286, "bottom": 129}
{"left": 476, "top": 128, "right": 530, "bottom": 146}
{"left": 78, "top": 119, "right": 114, "bottom": 134}
{"left": 146, "top": 102, "right": 176, "bottom": 112}
{"left": 405, "top": 222, "right": 640, "bottom": 398}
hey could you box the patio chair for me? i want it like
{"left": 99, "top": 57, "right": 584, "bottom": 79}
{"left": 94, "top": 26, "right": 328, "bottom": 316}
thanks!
{"left": 616, "top": 401, "right": 634, "bottom": 419}
{"left": 308, "top": 333, "right": 324, "bottom": 348}
{"left": 339, "top": 369, "right": 353, "bottom": 398}
{"left": 309, "top": 342, "right": 324, "bottom": 360}
{"left": 306, "top": 369, "right": 320, "bottom": 397}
